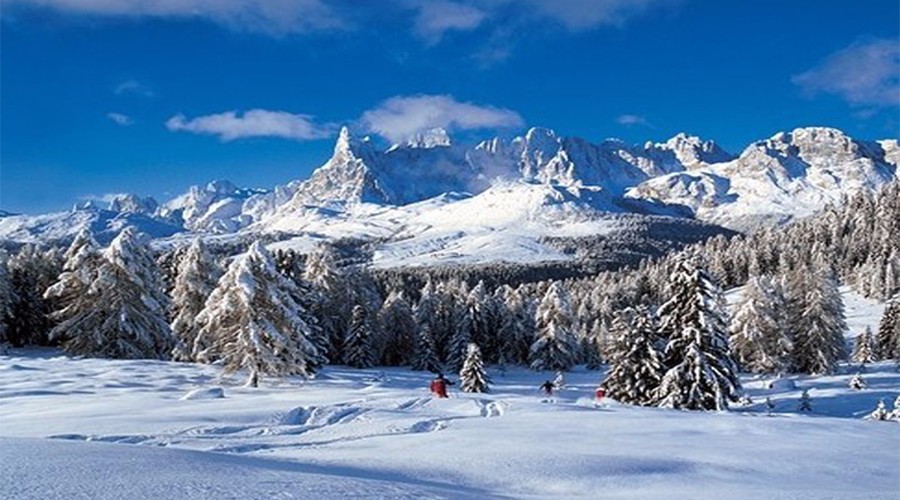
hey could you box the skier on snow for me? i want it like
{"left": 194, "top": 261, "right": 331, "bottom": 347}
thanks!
{"left": 430, "top": 373, "right": 454, "bottom": 398}
{"left": 540, "top": 380, "right": 555, "bottom": 396}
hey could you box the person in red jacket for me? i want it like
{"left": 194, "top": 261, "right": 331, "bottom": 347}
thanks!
{"left": 430, "top": 373, "right": 454, "bottom": 398}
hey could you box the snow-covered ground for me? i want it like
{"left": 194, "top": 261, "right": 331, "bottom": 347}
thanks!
{"left": 2, "top": 359, "right": 898, "bottom": 498}
{"left": 2, "top": 289, "right": 898, "bottom": 499}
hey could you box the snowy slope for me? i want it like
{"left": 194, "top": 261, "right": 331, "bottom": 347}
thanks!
{"left": 0, "top": 207, "right": 183, "bottom": 245}
{"left": 263, "top": 180, "right": 714, "bottom": 268}
{"left": 1, "top": 289, "right": 898, "bottom": 499}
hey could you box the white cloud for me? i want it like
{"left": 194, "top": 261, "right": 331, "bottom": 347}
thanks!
{"left": 114, "top": 80, "right": 154, "bottom": 97}
{"left": 792, "top": 38, "right": 900, "bottom": 108}
{"left": 616, "top": 114, "right": 650, "bottom": 127}
{"left": 409, "top": 1, "right": 487, "bottom": 45}
{"left": 360, "top": 94, "right": 524, "bottom": 143}
{"left": 79, "top": 193, "right": 127, "bottom": 204}
{"left": 107, "top": 112, "right": 134, "bottom": 126}
{"left": 5, "top": 0, "right": 343, "bottom": 36}
{"left": 166, "top": 109, "right": 333, "bottom": 142}
{"left": 517, "top": 0, "right": 672, "bottom": 31}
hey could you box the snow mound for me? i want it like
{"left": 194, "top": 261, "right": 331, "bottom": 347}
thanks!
{"left": 180, "top": 387, "right": 225, "bottom": 400}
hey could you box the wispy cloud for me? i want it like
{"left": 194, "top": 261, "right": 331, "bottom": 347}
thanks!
{"left": 409, "top": 0, "right": 487, "bottom": 45}
{"left": 166, "top": 109, "right": 334, "bottom": 142}
{"left": 4, "top": 0, "right": 344, "bottom": 36}
{"left": 114, "top": 79, "right": 154, "bottom": 98}
{"left": 360, "top": 94, "right": 524, "bottom": 143}
{"left": 79, "top": 193, "right": 127, "bottom": 204}
{"left": 616, "top": 114, "right": 651, "bottom": 127}
{"left": 520, "top": 0, "right": 673, "bottom": 31}
{"left": 792, "top": 38, "right": 900, "bottom": 108}
{"left": 107, "top": 112, "right": 133, "bottom": 126}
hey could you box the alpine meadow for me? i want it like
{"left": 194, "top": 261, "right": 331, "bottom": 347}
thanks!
{"left": 1, "top": 1, "right": 898, "bottom": 498}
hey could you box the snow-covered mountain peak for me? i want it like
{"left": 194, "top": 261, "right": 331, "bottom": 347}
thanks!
{"left": 400, "top": 127, "right": 452, "bottom": 149}
{"left": 332, "top": 126, "right": 377, "bottom": 161}
{"left": 105, "top": 194, "right": 159, "bottom": 216}
{"left": 655, "top": 133, "right": 733, "bottom": 167}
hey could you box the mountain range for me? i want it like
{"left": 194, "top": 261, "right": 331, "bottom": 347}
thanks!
{"left": 1, "top": 126, "right": 896, "bottom": 267}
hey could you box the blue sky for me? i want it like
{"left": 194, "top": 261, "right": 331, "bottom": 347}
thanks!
{"left": 1, "top": 0, "right": 898, "bottom": 214}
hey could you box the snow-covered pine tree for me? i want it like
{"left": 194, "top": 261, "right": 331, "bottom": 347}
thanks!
{"left": 170, "top": 239, "right": 220, "bottom": 361}
{"left": 498, "top": 285, "right": 535, "bottom": 366}
{"left": 49, "top": 228, "right": 175, "bottom": 359}
{"left": 792, "top": 263, "right": 848, "bottom": 374}
{"left": 601, "top": 305, "right": 665, "bottom": 406}
{"left": 851, "top": 327, "right": 877, "bottom": 364}
{"left": 848, "top": 372, "right": 866, "bottom": 390}
{"left": 411, "top": 323, "right": 441, "bottom": 372}
{"left": 195, "top": 242, "right": 322, "bottom": 386}
{"left": 0, "top": 255, "right": 14, "bottom": 350}
{"left": 583, "top": 318, "right": 606, "bottom": 370}
{"left": 459, "top": 343, "right": 489, "bottom": 393}
{"left": 865, "top": 399, "right": 889, "bottom": 421}
{"left": 729, "top": 275, "right": 792, "bottom": 374}
{"left": 431, "top": 281, "right": 469, "bottom": 364}
{"left": 6, "top": 245, "right": 61, "bottom": 347}
{"left": 798, "top": 389, "right": 812, "bottom": 412}
{"left": 529, "top": 281, "right": 579, "bottom": 371}
{"left": 44, "top": 229, "right": 102, "bottom": 346}
{"left": 303, "top": 244, "right": 350, "bottom": 363}
{"left": 655, "top": 258, "right": 742, "bottom": 411}
{"left": 466, "top": 281, "right": 504, "bottom": 364}
{"left": 378, "top": 290, "right": 416, "bottom": 366}
{"left": 875, "top": 295, "right": 899, "bottom": 361}
{"left": 343, "top": 304, "right": 377, "bottom": 368}
{"left": 446, "top": 317, "right": 473, "bottom": 371}
{"left": 890, "top": 395, "right": 900, "bottom": 422}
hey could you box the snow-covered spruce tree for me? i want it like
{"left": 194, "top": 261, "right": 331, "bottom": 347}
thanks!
{"left": 890, "top": 396, "right": 900, "bottom": 422}
{"left": 44, "top": 229, "right": 102, "bottom": 346}
{"left": 498, "top": 285, "right": 536, "bottom": 366}
{"left": 848, "top": 372, "right": 866, "bottom": 390}
{"left": 583, "top": 318, "right": 606, "bottom": 370}
{"left": 601, "top": 306, "right": 665, "bottom": 406}
{"left": 529, "top": 281, "right": 579, "bottom": 372}
{"left": 0, "top": 255, "right": 14, "bottom": 350}
{"left": 378, "top": 290, "right": 416, "bottom": 366}
{"left": 446, "top": 318, "right": 473, "bottom": 371}
{"left": 343, "top": 304, "right": 377, "bottom": 368}
{"left": 865, "top": 399, "right": 889, "bottom": 421}
{"left": 6, "top": 245, "right": 59, "bottom": 347}
{"left": 729, "top": 275, "right": 792, "bottom": 374}
{"left": 411, "top": 323, "right": 441, "bottom": 372}
{"left": 798, "top": 389, "right": 812, "bottom": 412}
{"left": 412, "top": 281, "right": 442, "bottom": 372}
{"left": 170, "top": 239, "right": 220, "bottom": 361}
{"left": 876, "top": 295, "right": 900, "bottom": 361}
{"left": 273, "top": 250, "right": 330, "bottom": 372}
{"left": 195, "top": 242, "right": 322, "bottom": 386}
{"left": 303, "top": 244, "right": 350, "bottom": 363}
{"left": 792, "top": 263, "right": 848, "bottom": 374}
{"left": 49, "top": 228, "right": 175, "bottom": 359}
{"left": 459, "top": 343, "right": 490, "bottom": 393}
{"left": 466, "top": 281, "right": 505, "bottom": 364}
{"left": 431, "top": 281, "right": 469, "bottom": 364}
{"left": 655, "top": 258, "right": 742, "bottom": 411}
{"left": 851, "top": 327, "right": 877, "bottom": 364}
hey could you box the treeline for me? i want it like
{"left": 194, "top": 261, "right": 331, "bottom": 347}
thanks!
{"left": 0, "top": 183, "right": 897, "bottom": 408}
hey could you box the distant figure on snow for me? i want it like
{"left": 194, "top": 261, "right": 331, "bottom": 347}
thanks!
{"left": 430, "top": 373, "right": 454, "bottom": 398}
{"left": 594, "top": 387, "right": 606, "bottom": 403}
{"left": 540, "top": 380, "right": 556, "bottom": 396}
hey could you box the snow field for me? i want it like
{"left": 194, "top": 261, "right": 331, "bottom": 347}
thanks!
{"left": 1, "top": 350, "right": 898, "bottom": 499}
